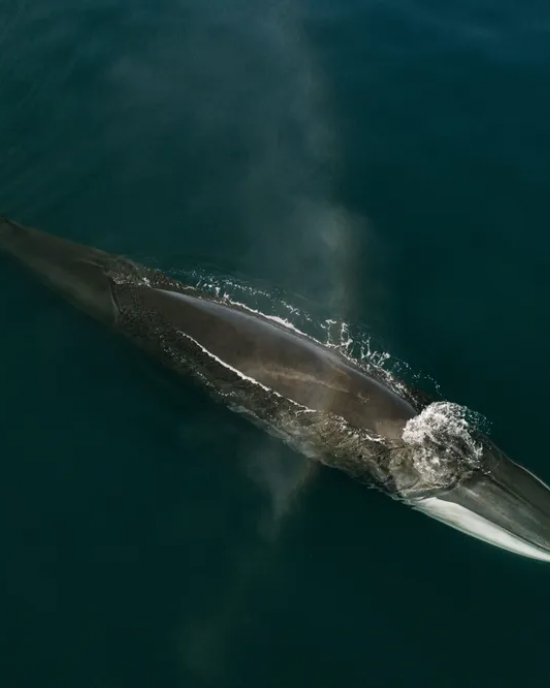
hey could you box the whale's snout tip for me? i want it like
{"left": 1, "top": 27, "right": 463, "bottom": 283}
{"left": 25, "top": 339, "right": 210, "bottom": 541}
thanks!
{"left": 414, "top": 445, "right": 550, "bottom": 563}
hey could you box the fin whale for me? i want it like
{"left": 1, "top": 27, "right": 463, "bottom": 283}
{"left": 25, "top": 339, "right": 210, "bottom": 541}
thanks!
{"left": 2, "top": 213, "right": 550, "bottom": 562}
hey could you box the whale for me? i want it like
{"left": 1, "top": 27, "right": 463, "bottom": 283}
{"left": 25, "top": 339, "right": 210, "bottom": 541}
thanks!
{"left": 2, "top": 213, "right": 550, "bottom": 562}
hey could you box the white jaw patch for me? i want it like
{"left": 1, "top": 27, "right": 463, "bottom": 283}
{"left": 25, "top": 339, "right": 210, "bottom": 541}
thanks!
{"left": 414, "top": 497, "right": 550, "bottom": 563}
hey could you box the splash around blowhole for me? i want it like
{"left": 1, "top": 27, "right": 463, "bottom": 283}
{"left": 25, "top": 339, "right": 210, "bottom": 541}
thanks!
{"left": 402, "top": 401, "right": 486, "bottom": 489}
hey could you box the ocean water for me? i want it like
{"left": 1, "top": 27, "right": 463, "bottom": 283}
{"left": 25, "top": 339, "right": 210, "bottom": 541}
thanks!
{"left": 1, "top": 1, "right": 550, "bottom": 687}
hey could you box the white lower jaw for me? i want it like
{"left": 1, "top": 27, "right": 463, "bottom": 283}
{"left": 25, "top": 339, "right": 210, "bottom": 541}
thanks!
{"left": 413, "top": 497, "right": 550, "bottom": 563}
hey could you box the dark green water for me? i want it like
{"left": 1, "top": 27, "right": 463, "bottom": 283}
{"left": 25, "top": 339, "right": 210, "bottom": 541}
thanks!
{"left": 1, "top": 1, "right": 550, "bottom": 686}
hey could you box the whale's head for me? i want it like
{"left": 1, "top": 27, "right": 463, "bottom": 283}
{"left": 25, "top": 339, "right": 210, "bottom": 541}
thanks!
{"left": 412, "top": 442, "right": 550, "bottom": 562}
{"left": 387, "top": 402, "right": 550, "bottom": 563}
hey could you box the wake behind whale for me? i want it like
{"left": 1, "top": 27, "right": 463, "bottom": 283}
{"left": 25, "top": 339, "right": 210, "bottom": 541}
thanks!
{"left": 2, "top": 213, "right": 550, "bottom": 563}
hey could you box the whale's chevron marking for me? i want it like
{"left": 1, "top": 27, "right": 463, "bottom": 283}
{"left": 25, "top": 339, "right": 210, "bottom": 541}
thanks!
{"left": 175, "top": 327, "right": 304, "bottom": 405}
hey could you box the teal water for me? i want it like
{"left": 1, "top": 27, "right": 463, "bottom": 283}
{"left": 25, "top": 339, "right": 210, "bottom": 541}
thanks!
{"left": 1, "top": 1, "right": 550, "bottom": 687}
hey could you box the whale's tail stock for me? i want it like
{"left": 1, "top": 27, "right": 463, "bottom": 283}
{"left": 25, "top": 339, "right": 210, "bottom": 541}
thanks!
{"left": 0, "top": 214, "right": 118, "bottom": 325}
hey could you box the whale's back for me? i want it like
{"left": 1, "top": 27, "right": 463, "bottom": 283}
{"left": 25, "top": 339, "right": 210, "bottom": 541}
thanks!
{"left": 132, "top": 287, "right": 417, "bottom": 439}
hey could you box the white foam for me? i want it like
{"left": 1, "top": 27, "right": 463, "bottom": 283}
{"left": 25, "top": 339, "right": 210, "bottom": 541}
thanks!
{"left": 222, "top": 299, "right": 310, "bottom": 338}
{"left": 403, "top": 402, "right": 478, "bottom": 445}
{"left": 402, "top": 401, "right": 483, "bottom": 477}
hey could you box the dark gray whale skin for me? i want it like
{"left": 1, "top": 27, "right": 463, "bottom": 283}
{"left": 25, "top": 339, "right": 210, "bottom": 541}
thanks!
{"left": 3, "top": 213, "right": 550, "bottom": 562}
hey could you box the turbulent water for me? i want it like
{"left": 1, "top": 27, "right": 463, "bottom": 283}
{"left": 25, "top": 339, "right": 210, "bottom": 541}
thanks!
{"left": 1, "top": 1, "right": 550, "bottom": 687}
